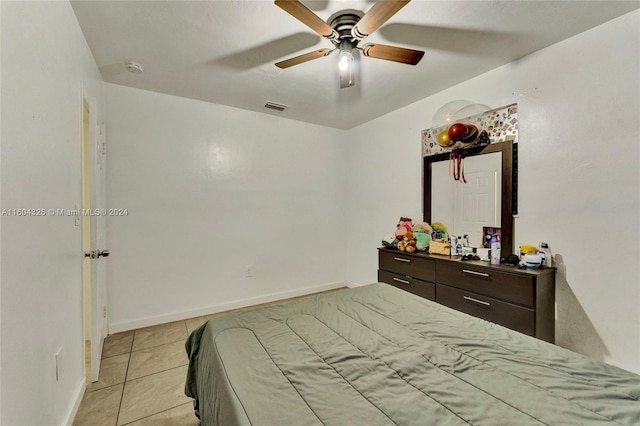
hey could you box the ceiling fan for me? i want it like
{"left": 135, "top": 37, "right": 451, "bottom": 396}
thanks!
{"left": 274, "top": 0, "right": 424, "bottom": 88}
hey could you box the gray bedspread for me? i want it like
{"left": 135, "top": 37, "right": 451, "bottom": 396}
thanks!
{"left": 185, "top": 283, "right": 640, "bottom": 425}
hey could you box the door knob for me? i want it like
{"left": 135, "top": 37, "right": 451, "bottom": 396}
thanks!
{"left": 85, "top": 250, "right": 109, "bottom": 258}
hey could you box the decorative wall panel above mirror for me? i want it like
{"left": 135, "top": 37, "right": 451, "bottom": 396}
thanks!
{"left": 423, "top": 104, "right": 519, "bottom": 157}
{"left": 422, "top": 104, "right": 518, "bottom": 256}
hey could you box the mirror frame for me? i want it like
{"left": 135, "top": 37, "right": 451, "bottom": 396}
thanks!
{"left": 423, "top": 140, "right": 514, "bottom": 257}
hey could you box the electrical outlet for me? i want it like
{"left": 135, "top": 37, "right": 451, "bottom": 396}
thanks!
{"left": 245, "top": 265, "right": 252, "bottom": 278}
{"left": 55, "top": 347, "right": 64, "bottom": 381}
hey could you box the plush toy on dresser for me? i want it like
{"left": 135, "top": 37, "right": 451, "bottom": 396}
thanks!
{"left": 395, "top": 217, "right": 414, "bottom": 240}
{"left": 412, "top": 222, "right": 432, "bottom": 251}
{"left": 398, "top": 231, "right": 417, "bottom": 253}
{"left": 382, "top": 217, "right": 418, "bottom": 250}
{"left": 431, "top": 222, "right": 448, "bottom": 240}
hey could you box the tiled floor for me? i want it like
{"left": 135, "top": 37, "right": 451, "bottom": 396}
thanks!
{"left": 73, "top": 314, "right": 220, "bottom": 425}
{"left": 73, "top": 289, "right": 343, "bottom": 425}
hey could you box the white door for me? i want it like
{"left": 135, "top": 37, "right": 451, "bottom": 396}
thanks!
{"left": 82, "top": 95, "right": 108, "bottom": 382}
{"left": 95, "top": 118, "right": 108, "bottom": 342}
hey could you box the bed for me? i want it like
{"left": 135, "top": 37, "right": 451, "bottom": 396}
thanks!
{"left": 185, "top": 283, "right": 640, "bottom": 425}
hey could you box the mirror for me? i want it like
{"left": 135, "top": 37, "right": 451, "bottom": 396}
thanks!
{"left": 423, "top": 141, "right": 514, "bottom": 256}
{"left": 431, "top": 151, "right": 502, "bottom": 247}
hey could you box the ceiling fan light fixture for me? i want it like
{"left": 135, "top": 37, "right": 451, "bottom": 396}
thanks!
{"left": 338, "top": 39, "right": 355, "bottom": 88}
{"left": 338, "top": 39, "right": 354, "bottom": 72}
{"left": 338, "top": 50, "right": 352, "bottom": 71}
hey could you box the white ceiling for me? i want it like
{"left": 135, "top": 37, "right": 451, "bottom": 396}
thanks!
{"left": 71, "top": 0, "right": 639, "bottom": 130}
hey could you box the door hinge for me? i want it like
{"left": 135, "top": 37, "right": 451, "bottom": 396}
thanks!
{"left": 103, "top": 306, "right": 107, "bottom": 318}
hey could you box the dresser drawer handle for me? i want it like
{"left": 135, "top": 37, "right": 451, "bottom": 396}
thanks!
{"left": 393, "top": 277, "right": 410, "bottom": 284}
{"left": 463, "top": 269, "right": 489, "bottom": 277}
{"left": 463, "top": 295, "right": 491, "bottom": 306}
{"left": 394, "top": 257, "right": 411, "bottom": 263}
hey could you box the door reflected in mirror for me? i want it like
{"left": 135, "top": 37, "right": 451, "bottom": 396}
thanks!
{"left": 431, "top": 152, "right": 501, "bottom": 247}
{"left": 424, "top": 140, "right": 514, "bottom": 256}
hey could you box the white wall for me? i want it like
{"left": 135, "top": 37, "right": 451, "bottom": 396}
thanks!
{"left": 346, "top": 11, "right": 640, "bottom": 373}
{"left": 105, "top": 84, "right": 347, "bottom": 331}
{"left": 1, "top": 1, "right": 104, "bottom": 424}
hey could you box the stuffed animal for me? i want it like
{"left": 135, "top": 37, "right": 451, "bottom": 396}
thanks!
{"left": 399, "top": 231, "right": 417, "bottom": 253}
{"left": 395, "top": 217, "right": 414, "bottom": 240}
{"left": 412, "top": 222, "right": 432, "bottom": 251}
{"left": 431, "top": 222, "right": 448, "bottom": 241}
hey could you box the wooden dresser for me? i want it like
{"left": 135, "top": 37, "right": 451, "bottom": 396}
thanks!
{"left": 378, "top": 248, "right": 555, "bottom": 343}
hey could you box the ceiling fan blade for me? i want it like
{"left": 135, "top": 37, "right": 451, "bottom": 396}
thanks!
{"left": 274, "top": 0, "right": 338, "bottom": 41}
{"left": 275, "top": 48, "right": 333, "bottom": 69}
{"left": 360, "top": 43, "right": 424, "bottom": 65}
{"left": 353, "top": 0, "right": 410, "bottom": 39}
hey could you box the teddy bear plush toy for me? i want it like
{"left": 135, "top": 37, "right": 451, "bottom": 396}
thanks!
{"left": 398, "top": 231, "right": 417, "bottom": 253}
{"left": 412, "top": 222, "right": 433, "bottom": 251}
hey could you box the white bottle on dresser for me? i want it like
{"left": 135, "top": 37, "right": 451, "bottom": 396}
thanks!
{"left": 538, "top": 242, "right": 552, "bottom": 267}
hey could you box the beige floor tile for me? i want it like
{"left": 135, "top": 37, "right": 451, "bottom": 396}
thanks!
{"left": 117, "top": 365, "right": 191, "bottom": 425}
{"left": 132, "top": 321, "right": 188, "bottom": 351}
{"left": 103, "top": 331, "right": 134, "bottom": 358}
{"left": 121, "top": 402, "right": 199, "bottom": 426}
{"left": 87, "top": 353, "right": 130, "bottom": 392}
{"left": 73, "top": 384, "right": 123, "bottom": 426}
{"left": 127, "top": 340, "right": 188, "bottom": 381}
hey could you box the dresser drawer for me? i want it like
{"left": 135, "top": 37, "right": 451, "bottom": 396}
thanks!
{"left": 379, "top": 251, "right": 436, "bottom": 283}
{"left": 436, "top": 284, "right": 535, "bottom": 336}
{"left": 436, "top": 261, "right": 534, "bottom": 307}
{"left": 378, "top": 270, "right": 435, "bottom": 301}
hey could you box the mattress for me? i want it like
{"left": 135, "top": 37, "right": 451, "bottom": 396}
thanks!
{"left": 185, "top": 283, "right": 640, "bottom": 425}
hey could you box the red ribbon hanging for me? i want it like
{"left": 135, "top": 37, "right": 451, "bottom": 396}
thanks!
{"left": 450, "top": 149, "right": 466, "bottom": 183}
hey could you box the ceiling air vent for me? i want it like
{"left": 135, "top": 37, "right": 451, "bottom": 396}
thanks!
{"left": 264, "top": 102, "right": 288, "bottom": 112}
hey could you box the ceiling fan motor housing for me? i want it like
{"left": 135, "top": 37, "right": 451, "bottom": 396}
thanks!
{"left": 330, "top": 13, "right": 361, "bottom": 47}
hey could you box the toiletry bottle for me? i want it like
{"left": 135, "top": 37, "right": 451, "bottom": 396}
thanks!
{"left": 538, "top": 250, "right": 547, "bottom": 268}
{"left": 538, "top": 242, "right": 552, "bottom": 267}
{"left": 450, "top": 236, "right": 457, "bottom": 256}
{"left": 456, "top": 236, "right": 464, "bottom": 255}
{"left": 462, "top": 234, "right": 470, "bottom": 248}
{"left": 490, "top": 234, "right": 501, "bottom": 265}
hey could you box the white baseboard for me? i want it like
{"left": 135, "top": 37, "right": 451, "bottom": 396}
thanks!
{"left": 347, "top": 281, "right": 368, "bottom": 288}
{"left": 109, "top": 281, "right": 347, "bottom": 333}
{"left": 64, "top": 377, "right": 86, "bottom": 426}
